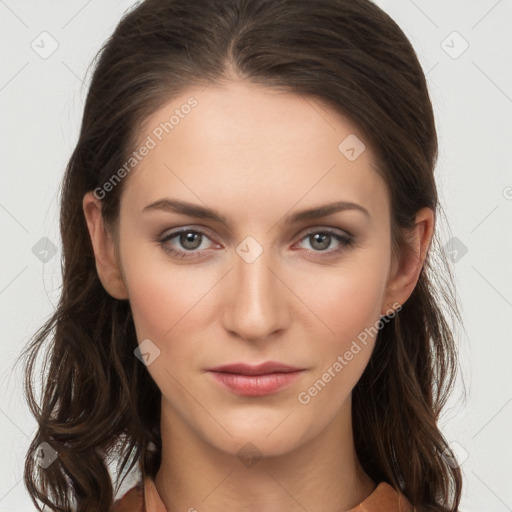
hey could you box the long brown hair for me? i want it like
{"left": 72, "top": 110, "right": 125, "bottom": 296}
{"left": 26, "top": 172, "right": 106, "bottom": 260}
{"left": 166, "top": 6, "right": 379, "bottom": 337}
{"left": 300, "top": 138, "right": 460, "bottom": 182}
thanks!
{"left": 18, "top": 0, "right": 463, "bottom": 510}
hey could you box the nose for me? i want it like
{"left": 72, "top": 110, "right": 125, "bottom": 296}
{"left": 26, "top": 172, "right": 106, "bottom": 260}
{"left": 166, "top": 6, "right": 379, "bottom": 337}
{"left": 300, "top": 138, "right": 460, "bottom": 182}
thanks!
{"left": 222, "top": 242, "right": 291, "bottom": 343}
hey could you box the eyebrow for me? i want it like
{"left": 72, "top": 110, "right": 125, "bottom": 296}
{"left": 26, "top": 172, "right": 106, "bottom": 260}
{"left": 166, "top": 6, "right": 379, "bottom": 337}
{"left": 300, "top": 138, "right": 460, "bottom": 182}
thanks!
{"left": 142, "top": 198, "right": 370, "bottom": 226}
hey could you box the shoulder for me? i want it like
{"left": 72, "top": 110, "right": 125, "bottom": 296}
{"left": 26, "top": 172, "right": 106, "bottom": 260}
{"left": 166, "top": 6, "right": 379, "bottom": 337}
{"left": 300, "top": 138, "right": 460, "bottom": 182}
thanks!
{"left": 113, "top": 480, "right": 144, "bottom": 512}
{"left": 350, "top": 482, "right": 414, "bottom": 512}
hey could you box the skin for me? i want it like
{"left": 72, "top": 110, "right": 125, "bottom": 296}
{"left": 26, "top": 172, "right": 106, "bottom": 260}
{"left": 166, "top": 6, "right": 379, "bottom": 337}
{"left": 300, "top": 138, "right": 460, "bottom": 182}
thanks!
{"left": 83, "top": 79, "right": 434, "bottom": 512}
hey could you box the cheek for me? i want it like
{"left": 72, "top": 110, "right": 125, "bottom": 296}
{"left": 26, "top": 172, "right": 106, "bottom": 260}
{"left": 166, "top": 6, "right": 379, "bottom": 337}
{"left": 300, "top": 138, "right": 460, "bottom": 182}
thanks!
{"left": 291, "top": 250, "right": 391, "bottom": 400}
{"left": 125, "top": 264, "right": 207, "bottom": 343}
{"left": 297, "top": 257, "right": 389, "bottom": 345}
{"left": 293, "top": 271, "right": 385, "bottom": 412}
{"left": 121, "top": 243, "right": 222, "bottom": 370}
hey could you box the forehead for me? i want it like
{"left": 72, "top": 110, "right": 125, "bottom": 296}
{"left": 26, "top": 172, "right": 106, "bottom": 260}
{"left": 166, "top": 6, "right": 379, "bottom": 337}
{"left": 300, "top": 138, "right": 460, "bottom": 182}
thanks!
{"left": 121, "top": 80, "right": 389, "bottom": 221}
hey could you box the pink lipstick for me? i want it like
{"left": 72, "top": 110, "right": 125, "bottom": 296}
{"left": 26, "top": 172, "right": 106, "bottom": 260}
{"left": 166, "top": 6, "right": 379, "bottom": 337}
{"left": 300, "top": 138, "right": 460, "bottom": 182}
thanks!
{"left": 207, "top": 361, "right": 305, "bottom": 397}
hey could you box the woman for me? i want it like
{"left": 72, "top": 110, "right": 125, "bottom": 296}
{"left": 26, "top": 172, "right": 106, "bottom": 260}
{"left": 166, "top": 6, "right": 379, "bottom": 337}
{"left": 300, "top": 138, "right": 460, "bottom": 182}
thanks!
{"left": 20, "top": 0, "right": 463, "bottom": 510}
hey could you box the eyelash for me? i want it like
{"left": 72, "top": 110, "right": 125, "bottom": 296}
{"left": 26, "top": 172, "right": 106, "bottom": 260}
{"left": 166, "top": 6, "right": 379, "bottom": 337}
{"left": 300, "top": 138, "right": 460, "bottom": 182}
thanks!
{"left": 158, "top": 227, "right": 356, "bottom": 261}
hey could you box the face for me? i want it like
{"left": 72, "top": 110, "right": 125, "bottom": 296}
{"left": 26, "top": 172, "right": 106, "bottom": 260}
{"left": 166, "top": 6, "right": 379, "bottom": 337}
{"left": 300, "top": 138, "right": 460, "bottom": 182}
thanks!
{"left": 96, "top": 80, "right": 401, "bottom": 456}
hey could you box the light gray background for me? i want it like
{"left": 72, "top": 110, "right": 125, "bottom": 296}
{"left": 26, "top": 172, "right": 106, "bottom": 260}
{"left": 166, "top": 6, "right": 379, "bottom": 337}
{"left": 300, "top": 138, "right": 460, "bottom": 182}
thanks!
{"left": 1, "top": 1, "right": 511, "bottom": 510}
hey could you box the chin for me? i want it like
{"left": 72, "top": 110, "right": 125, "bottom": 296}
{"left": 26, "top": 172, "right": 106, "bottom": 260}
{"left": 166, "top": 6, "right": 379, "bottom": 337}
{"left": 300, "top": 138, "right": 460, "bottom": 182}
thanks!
{"left": 201, "top": 417, "right": 314, "bottom": 460}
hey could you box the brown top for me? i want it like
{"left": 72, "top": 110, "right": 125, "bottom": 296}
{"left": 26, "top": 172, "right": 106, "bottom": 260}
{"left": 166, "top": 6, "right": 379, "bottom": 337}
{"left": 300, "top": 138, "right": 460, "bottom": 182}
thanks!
{"left": 113, "top": 477, "right": 414, "bottom": 512}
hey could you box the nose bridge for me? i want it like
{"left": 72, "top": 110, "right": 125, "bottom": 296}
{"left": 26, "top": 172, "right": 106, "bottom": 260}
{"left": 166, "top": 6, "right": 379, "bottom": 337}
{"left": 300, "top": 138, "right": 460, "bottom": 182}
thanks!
{"left": 224, "top": 235, "right": 288, "bottom": 341}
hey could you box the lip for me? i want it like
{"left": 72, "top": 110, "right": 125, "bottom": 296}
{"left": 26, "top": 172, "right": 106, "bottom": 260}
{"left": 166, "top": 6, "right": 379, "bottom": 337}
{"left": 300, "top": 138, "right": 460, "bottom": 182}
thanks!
{"left": 208, "top": 361, "right": 303, "bottom": 375}
{"left": 207, "top": 361, "right": 306, "bottom": 397}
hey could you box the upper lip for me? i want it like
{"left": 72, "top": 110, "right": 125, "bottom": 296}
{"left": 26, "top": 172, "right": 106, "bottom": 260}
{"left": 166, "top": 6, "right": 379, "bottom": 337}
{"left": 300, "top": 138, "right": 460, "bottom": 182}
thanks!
{"left": 208, "top": 361, "right": 304, "bottom": 375}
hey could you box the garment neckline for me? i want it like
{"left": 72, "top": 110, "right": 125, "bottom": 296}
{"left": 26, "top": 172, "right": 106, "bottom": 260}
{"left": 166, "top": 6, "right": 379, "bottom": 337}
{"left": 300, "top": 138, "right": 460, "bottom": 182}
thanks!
{"left": 143, "top": 477, "right": 405, "bottom": 512}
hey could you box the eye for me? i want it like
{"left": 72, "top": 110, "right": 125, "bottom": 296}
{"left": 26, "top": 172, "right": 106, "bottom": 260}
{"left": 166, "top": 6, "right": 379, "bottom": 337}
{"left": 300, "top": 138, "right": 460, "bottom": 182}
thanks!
{"left": 296, "top": 228, "right": 355, "bottom": 256}
{"left": 158, "top": 226, "right": 356, "bottom": 261}
{"left": 159, "top": 228, "right": 216, "bottom": 260}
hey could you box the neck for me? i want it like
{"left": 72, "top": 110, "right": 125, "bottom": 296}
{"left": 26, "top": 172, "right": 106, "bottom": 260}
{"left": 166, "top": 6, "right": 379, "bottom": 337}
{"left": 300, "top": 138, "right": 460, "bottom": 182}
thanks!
{"left": 154, "top": 395, "right": 375, "bottom": 512}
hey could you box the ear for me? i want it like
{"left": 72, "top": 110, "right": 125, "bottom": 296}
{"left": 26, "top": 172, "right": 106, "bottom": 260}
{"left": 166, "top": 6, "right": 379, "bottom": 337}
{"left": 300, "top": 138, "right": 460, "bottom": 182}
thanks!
{"left": 381, "top": 207, "right": 434, "bottom": 315}
{"left": 82, "top": 191, "right": 129, "bottom": 300}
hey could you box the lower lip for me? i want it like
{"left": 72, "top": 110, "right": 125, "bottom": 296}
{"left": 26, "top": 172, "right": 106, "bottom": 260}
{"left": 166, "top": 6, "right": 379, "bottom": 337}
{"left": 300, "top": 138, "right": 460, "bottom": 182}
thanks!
{"left": 208, "top": 370, "right": 304, "bottom": 396}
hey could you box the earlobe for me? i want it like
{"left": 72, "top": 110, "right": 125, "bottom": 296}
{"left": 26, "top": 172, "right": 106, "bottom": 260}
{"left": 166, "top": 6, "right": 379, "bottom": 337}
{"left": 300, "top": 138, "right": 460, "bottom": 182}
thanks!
{"left": 381, "top": 207, "right": 434, "bottom": 315}
{"left": 82, "top": 191, "right": 129, "bottom": 300}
